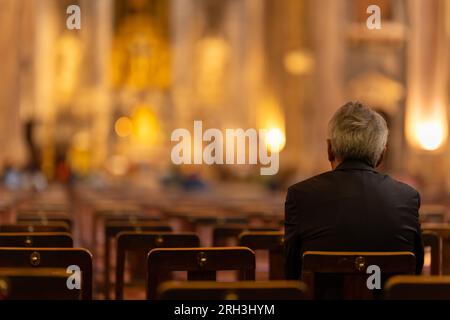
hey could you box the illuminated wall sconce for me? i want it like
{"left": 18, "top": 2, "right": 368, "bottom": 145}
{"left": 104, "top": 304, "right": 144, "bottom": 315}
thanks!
{"left": 415, "top": 120, "right": 446, "bottom": 151}
{"left": 406, "top": 105, "right": 448, "bottom": 152}
{"left": 257, "top": 95, "right": 286, "bottom": 153}
{"left": 266, "top": 128, "right": 286, "bottom": 153}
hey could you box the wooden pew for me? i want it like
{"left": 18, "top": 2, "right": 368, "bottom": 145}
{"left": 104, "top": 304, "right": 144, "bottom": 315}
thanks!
{"left": 385, "top": 275, "right": 450, "bottom": 300}
{"left": 422, "top": 224, "right": 450, "bottom": 274}
{"left": 0, "top": 232, "right": 73, "bottom": 248}
{"left": 157, "top": 280, "right": 308, "bottom": 300}
{"left": 91, "top": 205, "right": 147, "bottom": 252}
{"left": 147, "top": 247, "right": 255, "bottom": 300}
{"left": 16, "top": 211, "right": 72, "bottom": 231}
{"left": 103, "top": 221, "right": 172, "bottom": 299}
{"left": 420, "top": 205, "right": 447, "bottom": 224}
{"left": 213, "top": 225, "right": 280, "bottom": 247}
{"left": 0, "top": 268, "right": 79, "bottom": 300}
{"left": 239, "top": 231, "right": 284, "bottom": 279}
{"left": 0, "top": 223, "right": 70, "bottom": 233}
{"left": 422, "top": 231, "right": 442, "bottom": 275}
{"left": 0, "top": 248, "right": 92, "bottom": 299}
{"left": 301, "top": 251, "right": 416, "bottom": 299}
{"left": 165, "top": 209, "right": 248, "bottom": 233}
{"left": 115, "top": 232, "right": 200, "bottom": 299}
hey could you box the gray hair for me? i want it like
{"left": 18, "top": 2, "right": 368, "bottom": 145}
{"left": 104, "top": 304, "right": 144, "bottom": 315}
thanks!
{"left": 328, "top": 102, "right": 388, "bottom": 167}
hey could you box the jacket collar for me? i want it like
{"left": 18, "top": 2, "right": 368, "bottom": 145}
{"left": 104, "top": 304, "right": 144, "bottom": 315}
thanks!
{"left": 334, "top": 159, "right": 378, "bottom": 172}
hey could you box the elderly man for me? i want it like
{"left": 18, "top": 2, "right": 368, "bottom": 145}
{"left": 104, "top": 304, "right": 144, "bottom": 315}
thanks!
{"left": 284, "top": 101, "right": 424, "bottom": 280}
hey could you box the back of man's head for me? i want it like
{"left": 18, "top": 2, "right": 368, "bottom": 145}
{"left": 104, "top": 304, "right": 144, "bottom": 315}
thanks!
{"left": 328, "top": 102, "right": 388, "bottom": 167}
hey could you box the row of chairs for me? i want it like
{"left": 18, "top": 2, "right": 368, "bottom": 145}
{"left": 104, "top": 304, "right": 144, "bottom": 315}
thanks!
{"left": 102, "top": 223, "right": 443, "bottom": 298}
{"left": 105, "top": 226, "right": 284, "bottom": 299}
{"left": 0, "top": 247, "right": 92, "bottom": 300}
{"left": 0, "top": 208, "right": 284, "bottom": 300}
{"left": 5, "top": 203, "right": 449, "bottom": 255}
{"left": 3, "top": 243, "right": 450, "bottom": 300}
{"left": 2, "top": 208, "right": 448, "bottom": 259}
{"left": 157, "top": 277, "right": 450, "bottom": 300}
{"left": 0, "top": 206, "right": 281, "bottom": 299}
{"left": 2, "top": 205, "right": 450, "bottom": 300}
{"left": 77, "top": 206, "right": 450, "bottom": 278}
{"left": 93, "top": 208, "right": 284, "bottom": 299}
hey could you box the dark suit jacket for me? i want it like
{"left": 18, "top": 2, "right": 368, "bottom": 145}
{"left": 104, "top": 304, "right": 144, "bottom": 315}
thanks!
{"left": 284, "top": 160, "right": 424, "bottom": 280}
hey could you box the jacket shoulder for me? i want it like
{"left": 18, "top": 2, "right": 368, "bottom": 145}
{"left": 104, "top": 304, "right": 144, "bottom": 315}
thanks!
{"left": 287, "top": 171, "right": 334, "bottom": 194}
{"left": 384, "top": 175, "right": 420, "bottom": 197}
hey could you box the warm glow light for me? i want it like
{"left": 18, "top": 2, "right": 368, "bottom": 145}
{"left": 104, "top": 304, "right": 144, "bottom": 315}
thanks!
{"left": 406, "top": 103, "right": 448, "bottom": 152}
{"left": 257, "top": 95, "right": 286, "bottom": 153}
{"left": 415, "top": 121, "right": 446, "bottom": 151}
{"left": 195, "top": 36, "right": 230, "bottom": 104}
{"left": 70, "top": 131, "right": 92, "bottom": 175}
{"left": 283, "top": 49, "right": 315, "bottom": 75}
{"left": 265, "top": 128, "right": 286, "bottom": 153}
{"left": 131, "top": 105, "right": 161, "bottom": 145}
{"left": 115, "top": 117, "right": 133, "bottom": 138}
{"left": 55, "top": 33, "right": 83, "bottom": 103}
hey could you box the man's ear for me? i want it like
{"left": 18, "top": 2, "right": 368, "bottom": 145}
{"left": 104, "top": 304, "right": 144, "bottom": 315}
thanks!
{"left": 375, "top": 147, "right": 387, "bottom": 167}
{"left": 327, "top": 139, "right": 335, "bottom": 162}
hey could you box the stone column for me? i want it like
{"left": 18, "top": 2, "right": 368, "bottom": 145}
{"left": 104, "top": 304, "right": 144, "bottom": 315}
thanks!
{"left": 306, "top": 0, "right": 346, "bottom": 175}
{"left": 89, "top": 0, "right": 113, "bottom": 168}
{"left": 0, "top": 0, "right": 33, "bottom": 168}
{"left": 405, "top": 0, "right": 449, "bottom": 200}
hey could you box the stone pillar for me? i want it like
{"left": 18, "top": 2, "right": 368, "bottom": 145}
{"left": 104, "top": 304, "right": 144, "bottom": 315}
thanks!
{"left": 405, "top": 0, "right": 449, "bottom": 200}
{"left": 170, "top": 0, "right": 201, "bottom": 131}
{"left": 34, "top": 0, "right": 58, "bottom": 176}
{"left": 306, "top": 0, "right": 346, "bottom": 175}
{"left": 0, "top": 0, "right": 33, "bottom": 168}
{"left": 262, "top": 0, "right": 311, "bottom": 176}
{"left": 89, "top": 0, "right": 113, "bottom": 168}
